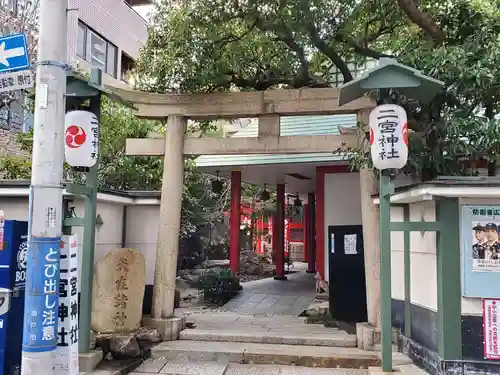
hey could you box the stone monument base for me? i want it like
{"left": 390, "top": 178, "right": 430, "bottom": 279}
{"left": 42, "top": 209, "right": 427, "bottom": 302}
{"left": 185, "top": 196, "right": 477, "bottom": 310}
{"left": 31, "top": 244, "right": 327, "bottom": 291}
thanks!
{"left": 356, "top": 322, "right": 399, "bottom": 351}
{"left": 79, "top": 348, "right": 103, "bottom": 373}
{"left": 142, "top": 315, "right": 186, "bottom": 341}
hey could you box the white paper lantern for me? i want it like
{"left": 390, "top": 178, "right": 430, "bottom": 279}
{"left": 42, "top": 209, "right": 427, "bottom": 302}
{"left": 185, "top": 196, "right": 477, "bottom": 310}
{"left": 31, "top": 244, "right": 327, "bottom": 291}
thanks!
{"left": 369, "top": 104, "right": 408, "bottom": 171}
{"left": 64, "top": 110, "right": 99, "bottom": 168}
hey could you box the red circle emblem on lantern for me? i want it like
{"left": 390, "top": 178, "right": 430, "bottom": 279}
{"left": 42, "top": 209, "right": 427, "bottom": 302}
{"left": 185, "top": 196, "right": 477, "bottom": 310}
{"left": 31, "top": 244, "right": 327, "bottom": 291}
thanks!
{"left": 402, "top": 123, "right": 409, "bottom": 146}
{"left": 65, "top": 125, "right": 87, "bottom": 148}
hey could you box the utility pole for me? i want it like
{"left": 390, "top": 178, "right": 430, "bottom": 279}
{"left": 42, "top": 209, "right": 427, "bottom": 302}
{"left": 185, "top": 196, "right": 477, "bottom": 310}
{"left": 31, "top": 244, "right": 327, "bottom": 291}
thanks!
{"left": 21, "top": 0, "right": 68, "bottom": 374}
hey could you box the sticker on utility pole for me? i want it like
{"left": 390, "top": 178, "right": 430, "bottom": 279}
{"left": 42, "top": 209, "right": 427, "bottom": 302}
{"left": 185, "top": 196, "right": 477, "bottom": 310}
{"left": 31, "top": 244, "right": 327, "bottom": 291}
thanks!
{"left": 55, "top": 235, "right": 79, "bottom": 375}
{"left": 0, "top": 210, "right": 4, "bottom": 251}
{"left": 45, "top": 207, "right": 57, "bottom": 228}
{"left": 22, "top": 238, "right": 61, "bottom": 353}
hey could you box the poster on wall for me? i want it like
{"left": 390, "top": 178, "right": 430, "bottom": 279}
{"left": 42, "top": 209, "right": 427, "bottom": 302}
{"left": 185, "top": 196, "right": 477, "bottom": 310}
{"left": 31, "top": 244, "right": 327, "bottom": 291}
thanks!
{"left": 483, "top": 298, "right": 500, "bottom": 360}
{"left": 467, "top": 207, "right": 500, "bottom": 272}
{"left": 461, "top": 206, "right": 500, "bottom": 298}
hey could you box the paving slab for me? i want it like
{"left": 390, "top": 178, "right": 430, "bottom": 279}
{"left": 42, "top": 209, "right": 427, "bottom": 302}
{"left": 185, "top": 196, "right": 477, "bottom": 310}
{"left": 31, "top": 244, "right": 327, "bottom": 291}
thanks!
{"left": 224, "top": 364, "right": 282, "bottom": 375}
{"left": 152, "top": 340, "right": 381, "bottom": 368}
{"left": 134, "top": 359, "right": 168, "bottom": 373}
{"left": 130, "top": 363, "right": 369, "bottom": 375}
{"left": 159, "top": 359, "right": 227, "bottom": 375}
{"left": 180, "top": 329, "right": 356, "bottom": 347}
{"left": 219, "top": 265, "right": 316, "bottom": 316}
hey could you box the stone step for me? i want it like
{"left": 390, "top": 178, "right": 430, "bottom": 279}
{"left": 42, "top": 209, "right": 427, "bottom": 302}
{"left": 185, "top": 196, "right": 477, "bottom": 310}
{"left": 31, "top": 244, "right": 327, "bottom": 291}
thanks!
{"left": 180, "top": 329, "right": 356, "bottom": 347}
{"left": 151, "top": 340, "right": 383, "bottom": 368}
{"left": 131, "top": 359, "right": 371, "bottom": 375}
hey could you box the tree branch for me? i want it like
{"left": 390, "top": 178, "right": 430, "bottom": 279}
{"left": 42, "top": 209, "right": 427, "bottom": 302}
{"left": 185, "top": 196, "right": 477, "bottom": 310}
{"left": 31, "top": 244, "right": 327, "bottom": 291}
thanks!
{"left": 335, "top": 33, "right": 394, "bottom": 59}
{"left": 396, "top": 0, "right": 446, "bottom": 44}
{"left": 254, "top": 18, "right": 311, "bottom": 83}
{"left": 298, "top": 0, "right": 353, "bottom": 82}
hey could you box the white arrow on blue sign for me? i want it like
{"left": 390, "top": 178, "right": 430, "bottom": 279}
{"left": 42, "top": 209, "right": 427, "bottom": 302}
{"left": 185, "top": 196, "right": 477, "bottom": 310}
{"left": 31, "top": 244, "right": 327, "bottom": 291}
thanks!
{"left": 0, "top": 33, "right": 30, "bottom": 73}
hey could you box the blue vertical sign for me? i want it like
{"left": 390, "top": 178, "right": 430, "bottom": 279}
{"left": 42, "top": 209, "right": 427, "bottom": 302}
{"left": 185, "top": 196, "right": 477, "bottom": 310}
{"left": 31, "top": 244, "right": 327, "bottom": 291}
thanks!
{"left": 0, "top": 220, "right": 28, "bottom": 375}
{"left": 22, "top": 237, "right": 60, "bottom": 352}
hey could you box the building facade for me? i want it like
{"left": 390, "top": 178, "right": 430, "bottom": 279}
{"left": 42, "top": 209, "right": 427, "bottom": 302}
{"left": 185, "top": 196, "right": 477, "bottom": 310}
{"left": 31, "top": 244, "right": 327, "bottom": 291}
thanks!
{"left": 67, "top": 0, "right": 150, "bottom": 86}
{"left": 0, "top": 0, "right": 150, "bottom": 135}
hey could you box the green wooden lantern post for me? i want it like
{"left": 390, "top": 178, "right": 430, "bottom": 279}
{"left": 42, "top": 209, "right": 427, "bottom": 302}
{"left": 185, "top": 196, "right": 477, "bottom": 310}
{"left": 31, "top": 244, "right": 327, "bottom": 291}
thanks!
{"left": 338, "top": 57, "right": 444, "bottom": 372}
{"left": 62, "top": 68, "right": 132, "bottom": 354}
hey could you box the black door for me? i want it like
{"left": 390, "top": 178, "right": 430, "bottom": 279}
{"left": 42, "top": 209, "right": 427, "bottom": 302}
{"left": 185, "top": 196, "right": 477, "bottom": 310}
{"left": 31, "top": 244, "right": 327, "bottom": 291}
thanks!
{"left": 328, "top": 225, "right": 367, "bottom": 323}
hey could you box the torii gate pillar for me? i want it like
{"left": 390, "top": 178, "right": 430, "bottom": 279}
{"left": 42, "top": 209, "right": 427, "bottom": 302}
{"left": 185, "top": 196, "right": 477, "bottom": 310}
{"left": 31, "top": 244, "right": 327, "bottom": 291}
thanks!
{"left": 144, "top": 115, "right": 187, "bottom": 338}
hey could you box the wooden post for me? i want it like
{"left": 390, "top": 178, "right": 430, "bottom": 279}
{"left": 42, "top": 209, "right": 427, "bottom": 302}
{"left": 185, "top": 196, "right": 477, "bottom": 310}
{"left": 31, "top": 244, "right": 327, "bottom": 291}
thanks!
{"left": 274, "top": 184, "right": 287, "bottom": 280}
{"left": 303, "top": 203, "right": 309, "bottom": 262}
{"left": 230, "top": 170, "right": 242, "bottom": 274}
{"left": 307, "top": 193, "right": 316, "bottom": 273}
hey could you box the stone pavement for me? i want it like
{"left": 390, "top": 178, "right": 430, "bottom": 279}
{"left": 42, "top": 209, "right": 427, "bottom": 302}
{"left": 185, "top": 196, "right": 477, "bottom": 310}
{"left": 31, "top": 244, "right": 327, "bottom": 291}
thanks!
{"left": 221, "top": 263, "right": 316, "bottom": 316}
{"left": 130, "top": 359, "right": 369, "bottom": 375}
{"left": 177, "top": 311, "right": 355, "bottom": 347}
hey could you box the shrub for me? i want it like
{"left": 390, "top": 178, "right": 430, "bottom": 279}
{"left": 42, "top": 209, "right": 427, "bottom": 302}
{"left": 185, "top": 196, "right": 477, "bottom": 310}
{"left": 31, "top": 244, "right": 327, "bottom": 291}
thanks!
{"left": 196, "top": 268, "right": 241, "bottom": 305}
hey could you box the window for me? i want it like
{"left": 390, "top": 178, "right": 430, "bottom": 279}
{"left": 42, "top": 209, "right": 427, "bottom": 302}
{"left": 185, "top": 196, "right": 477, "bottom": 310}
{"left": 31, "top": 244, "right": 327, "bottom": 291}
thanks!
{"left": 106, "top": 44, "right": 117, "bottom": 78}
{"left": 120, "top": 53, "right": 135, "bottom": 83}
{"left": 76, "top": 23, "right": 86, "bottom": 58}
{"left": 76, "top": 22, "right": 118, "bottom": 78}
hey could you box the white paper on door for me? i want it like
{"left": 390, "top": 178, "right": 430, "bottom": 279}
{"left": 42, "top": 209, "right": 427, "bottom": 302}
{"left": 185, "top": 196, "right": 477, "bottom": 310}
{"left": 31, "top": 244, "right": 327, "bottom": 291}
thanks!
{"left": 344, "top": 234, "right": 358, "bottom": 255}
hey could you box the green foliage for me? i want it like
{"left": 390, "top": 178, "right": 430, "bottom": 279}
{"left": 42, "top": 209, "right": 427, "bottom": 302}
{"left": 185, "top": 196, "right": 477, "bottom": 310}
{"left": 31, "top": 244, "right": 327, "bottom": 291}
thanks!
{"left": 136, "top": 0, "right": 400, "bottom": 93}
{"left": 138, "top": 0, "right": 500, "bottom": 181}
{"left": 2, "top": 97, "right": 228, "bottom": 239}
{"left": 0, "top": 155, "right": 31, "bottom": 179}
{"left": 195, "top": 267, "right": 242, "bottom": 305}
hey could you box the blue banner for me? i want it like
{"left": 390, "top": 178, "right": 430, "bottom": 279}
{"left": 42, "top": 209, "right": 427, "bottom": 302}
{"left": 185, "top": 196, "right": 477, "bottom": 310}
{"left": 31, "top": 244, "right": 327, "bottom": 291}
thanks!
{"left": 22, "top": 237, "right": 61, "bottom": 353}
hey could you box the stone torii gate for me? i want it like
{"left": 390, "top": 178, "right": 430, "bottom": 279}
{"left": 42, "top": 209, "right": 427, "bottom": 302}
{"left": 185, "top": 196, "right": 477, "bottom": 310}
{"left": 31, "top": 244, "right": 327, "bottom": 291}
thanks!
{"left": 107, "top": 85, "right": 381, "bottom": 340}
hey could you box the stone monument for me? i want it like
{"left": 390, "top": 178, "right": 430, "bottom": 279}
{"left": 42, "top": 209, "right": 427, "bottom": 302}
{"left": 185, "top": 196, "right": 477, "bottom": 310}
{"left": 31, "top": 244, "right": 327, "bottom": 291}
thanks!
{"left": 91, "top": 248, "right": 146, "bottom": 333}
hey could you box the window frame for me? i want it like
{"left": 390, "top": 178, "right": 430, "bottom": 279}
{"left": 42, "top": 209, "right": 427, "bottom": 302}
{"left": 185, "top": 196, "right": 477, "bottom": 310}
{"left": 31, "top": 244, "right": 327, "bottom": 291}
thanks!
{"left": 77, "top": 21, "right": 118, "bottom": 78}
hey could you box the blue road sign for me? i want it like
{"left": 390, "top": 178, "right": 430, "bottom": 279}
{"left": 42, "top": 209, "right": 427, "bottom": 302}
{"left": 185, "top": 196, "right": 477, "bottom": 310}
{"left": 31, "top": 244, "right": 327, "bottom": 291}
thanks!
{"left": 0, "top": 34, "right": 30, "bottom": 73}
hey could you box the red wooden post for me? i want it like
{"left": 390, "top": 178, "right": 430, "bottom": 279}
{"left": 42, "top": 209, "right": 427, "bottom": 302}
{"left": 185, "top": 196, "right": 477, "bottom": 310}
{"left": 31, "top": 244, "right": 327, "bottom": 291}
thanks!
{"left": 307, "top": 192, "right": 316, "bottom": 274}
{"left": 303, "top": 203, "right": 309, "bottom": 262}
{"left": 230, "top": 170, "right": 241, "bottom": 274}
{"left": 274, "top": 183, "right": 287, "bottom": 280}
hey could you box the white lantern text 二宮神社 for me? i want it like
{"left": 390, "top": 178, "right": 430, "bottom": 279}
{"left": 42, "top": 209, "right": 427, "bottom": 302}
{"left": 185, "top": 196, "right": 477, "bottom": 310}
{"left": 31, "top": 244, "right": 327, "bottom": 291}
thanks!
{"left": 369, "top": 104, "right": 408, "bottom": 171}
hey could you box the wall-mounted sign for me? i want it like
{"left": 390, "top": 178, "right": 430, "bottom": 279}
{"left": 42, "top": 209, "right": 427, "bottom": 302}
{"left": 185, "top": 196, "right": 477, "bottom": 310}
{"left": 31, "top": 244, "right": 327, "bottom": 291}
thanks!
{"left": 461, "top": 206, "right": 500, "bottom": 298}
{"left": 64, "top": 110, "right": 99, "bottom": 168}
{"left": 369, "top": 104, "right": 409, "bottom": 171}
{"left": 483, "top": 298, "right": 500, "bottom": 360}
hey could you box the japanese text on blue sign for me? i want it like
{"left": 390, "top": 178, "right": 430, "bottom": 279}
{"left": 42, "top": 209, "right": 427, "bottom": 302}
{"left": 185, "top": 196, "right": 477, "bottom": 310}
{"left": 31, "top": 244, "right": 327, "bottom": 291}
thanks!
{"left": 22, "top": 237, "right": 61, "bottom": 352}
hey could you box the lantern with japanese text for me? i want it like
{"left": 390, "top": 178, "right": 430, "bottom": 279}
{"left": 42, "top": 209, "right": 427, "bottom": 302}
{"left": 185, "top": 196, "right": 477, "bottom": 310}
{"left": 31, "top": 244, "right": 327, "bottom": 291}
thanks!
{"left": 64, "top": 110, "right": 99, "bottom": 168}
{"left": 369, "top": 104, "right": 408, "bottom": 171}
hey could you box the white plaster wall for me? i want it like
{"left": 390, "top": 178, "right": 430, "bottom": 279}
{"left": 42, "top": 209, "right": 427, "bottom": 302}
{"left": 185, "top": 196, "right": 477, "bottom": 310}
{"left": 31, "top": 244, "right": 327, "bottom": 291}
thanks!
{"left": 391, "top": 206, "right": 405, "bottom": 301}
{"left": 323, "top": 173, "right": 363, "bottom": 282}
{"left": 124, "top": 205, "right": 160, "bottom": 285}
{"left": 409, "top": 200, "right": 438, "bottom": 311}
{"left": 0, "top": 198, "right": 29, "bottom": 219}
{"left": 71, "top": 200, "right": 124, "bottom": 290}
{"left": 0, "top": 197, "right": 125, "bottom": 289}
{"left": 459, "top": 197, "right": 500, "bottom": 316}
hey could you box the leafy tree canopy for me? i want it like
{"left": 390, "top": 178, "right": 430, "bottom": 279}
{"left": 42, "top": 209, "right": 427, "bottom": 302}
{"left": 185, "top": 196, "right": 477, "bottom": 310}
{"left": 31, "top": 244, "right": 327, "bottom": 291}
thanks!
{"left": 136, "top": 0, "right": 500, "bottom": 180}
